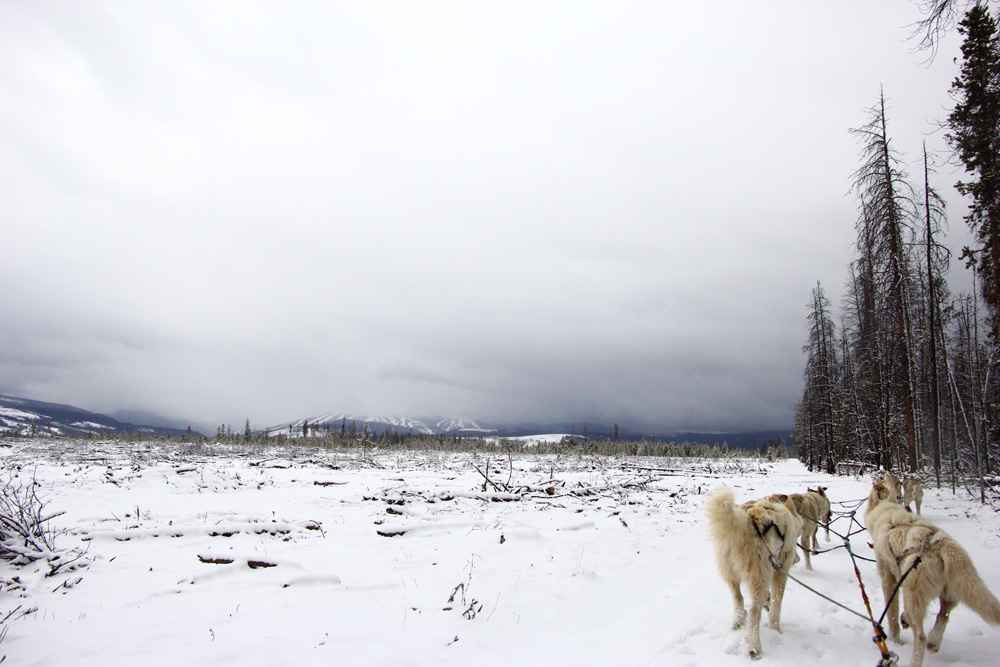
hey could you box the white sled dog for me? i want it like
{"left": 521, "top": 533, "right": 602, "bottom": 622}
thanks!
{"left": 902, "top": 477, "right": 924, "bottom": 515}
{"left": 810, "top": 486, "right": 832, "bottom": 542}
{"left": 784, "top": 487, "right": 832, "bottom": 570}
{"left": 706, "top": 487, "right": 803, "bottom": 659}
{"left": 865, "top": 482, "right": 1000, "bottom": 667}
{"left": 883, "top": 472, "right": 904, "bottom": 502}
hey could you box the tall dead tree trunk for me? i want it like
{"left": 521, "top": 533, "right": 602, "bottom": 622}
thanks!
{"left": 851, "top": 90, "right": 919, "bottom": 472}
{"left": 922, "top": 143, "right": 950, "bottom": 486}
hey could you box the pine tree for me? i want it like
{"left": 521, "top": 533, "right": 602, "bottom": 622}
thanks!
{"left": 359, "top": 422, "right": 374, "bottom": 445}
{"left": 799, "top": 283, "right": 838, "bottom": 472}
{"left": 948, "top": 3, "right": 1000, "bottom": 341}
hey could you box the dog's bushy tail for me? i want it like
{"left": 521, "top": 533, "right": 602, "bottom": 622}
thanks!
{"left": 705, "top": 487, "right": 743, "bottom": 539}
{"left": 943, "top": 541, "right": 1000, "bottom": 626}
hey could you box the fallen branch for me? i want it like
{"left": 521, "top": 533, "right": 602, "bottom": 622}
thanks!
{"left": 617, "top": 464, "right": 728, "bottom": 479}
{"left": 471, "top": 460, "right": 503, "bottom": 493}
{"left": 198, "top": 555, "right": 234, "bottom": 565}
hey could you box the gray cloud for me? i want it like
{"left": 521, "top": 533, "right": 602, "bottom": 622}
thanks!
{"left": 0, "top": 1, "right": 975, "bottom": 433}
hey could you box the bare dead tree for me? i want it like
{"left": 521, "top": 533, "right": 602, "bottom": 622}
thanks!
{"left": 920, "top": 144, "right": 952, "bottom": 486}
{"left": 851, "top": 89, "right": 921, "bottom": 472}
{"left": 909, "top": 0, "right": 995, "bottom": 60}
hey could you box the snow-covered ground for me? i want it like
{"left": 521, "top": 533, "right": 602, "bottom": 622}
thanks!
{"left": 2, "top": 438, "right": 999, "bottom": 666}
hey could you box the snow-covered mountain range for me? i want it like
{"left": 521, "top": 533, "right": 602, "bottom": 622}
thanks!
{"left": 0, "top": 393, "right": 791, "bottom": 449}
{"left": 0, "top": 394, "right": 193, "bottom": 438}
{"left": 262, "top": 413, "right": 791, "bottom": 449}
{"left": 262, "top": 413, "right": 497, "bottom": 437}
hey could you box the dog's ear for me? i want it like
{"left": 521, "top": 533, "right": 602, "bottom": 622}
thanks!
{"left": 871, "top": 482, "right": 895, "bottom": 504}
{"left": 772, "top": 493, "right": 788, "bottom": 503}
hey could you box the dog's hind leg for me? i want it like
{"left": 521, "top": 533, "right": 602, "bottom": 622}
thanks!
{"left": 722, "top": 569, "right": 747, "bottom": 630}
{"left": 804, "top": 529, "right": 817, "bottom": 570}
{"left": 744, "top": 577, "right": 768, "bottom": 659}
{"left": 876, "top": 558, "right": 902, "bottom": 642}
{"left": 925, "top": 595, "right": 956, "bottom": 654}
{"left": 901, "top": 589, "right": 932, "bottom": 667}
{"left": 767, "top": 567, "right": 789, "bottom": 632}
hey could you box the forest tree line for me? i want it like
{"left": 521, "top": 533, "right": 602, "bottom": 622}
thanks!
{"left": 794, "top": 2, "right": 1000, "bottom": 501}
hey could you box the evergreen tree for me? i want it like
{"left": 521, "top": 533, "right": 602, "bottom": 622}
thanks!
{"left": 798, "top": 283, "right": 838, "bottom": 472}
{"left": 948, "top": 3, "right": 1000, "bottom": 341}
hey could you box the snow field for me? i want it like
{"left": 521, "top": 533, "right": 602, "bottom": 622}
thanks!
{"left": 1, "top": 440, "right": 999, "bottom": 666}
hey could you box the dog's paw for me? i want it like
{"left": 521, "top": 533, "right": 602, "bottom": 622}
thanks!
{"left": 747, "top": 647, "right": 762, "bottom": 660}
{"left": 927, "top": 640, "right": 940, "bottom": 653}
{"left": 900, "top": 613, "right": 909, "bottom": 630}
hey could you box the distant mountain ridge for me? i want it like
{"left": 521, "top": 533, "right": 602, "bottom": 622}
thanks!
{"left": 0, "top": 393, "right": 791, "bottom": 450}
{"left": 262, "top": 413, "right": 497, "bottom": 437}
{"left": 0, "top": 394, "right": 194, "bottom": 438}
{"left": 263, "top": 412, "right": 791, "bottom": 449}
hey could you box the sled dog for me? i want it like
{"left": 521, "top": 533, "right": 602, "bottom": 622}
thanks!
{"left": 706, "top": 487, "right": 802, "bottom": 659}
{"left": 865, "top": 483, "right": 1000, "bottom": 667}
{"left": 883, "top": 472, "right": 904, "bottom": 503}
{"left": 809, "top": 486, "right": 832, "bottom": 543}
{"left": 902, "top": 477, "right": 924, "bottom": 515}
{"left": 767, "top": 488, "right": 831, "bottom": 570}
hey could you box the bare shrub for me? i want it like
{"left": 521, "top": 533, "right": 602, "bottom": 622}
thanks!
{"left": 0, "top": 464, "right": 84, "bottom": 575}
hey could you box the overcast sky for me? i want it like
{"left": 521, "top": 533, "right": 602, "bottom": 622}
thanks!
{"left": 0, "top": 1, "right": 977, "bottom": 434}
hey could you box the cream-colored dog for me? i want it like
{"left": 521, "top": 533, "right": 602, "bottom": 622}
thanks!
{"left": 902, "top": 477, "right": 923, "bottom": 515}
{"left": 768, "top": 487, "right": 831, "bottom": 570}
{"left": 883, "top": 472, "right": 904, "bottom": 502}
{"left": 809, "top": 487, "right": 832, "bottom": 539}
{"left": 865, "top": 482, "right": 1000, "bottom": 666}
{"left": 794, "top": 487, "right": 832, "bottom": 569}
{"left": 706, "top": 487, "right": 802, "bottom": 659}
